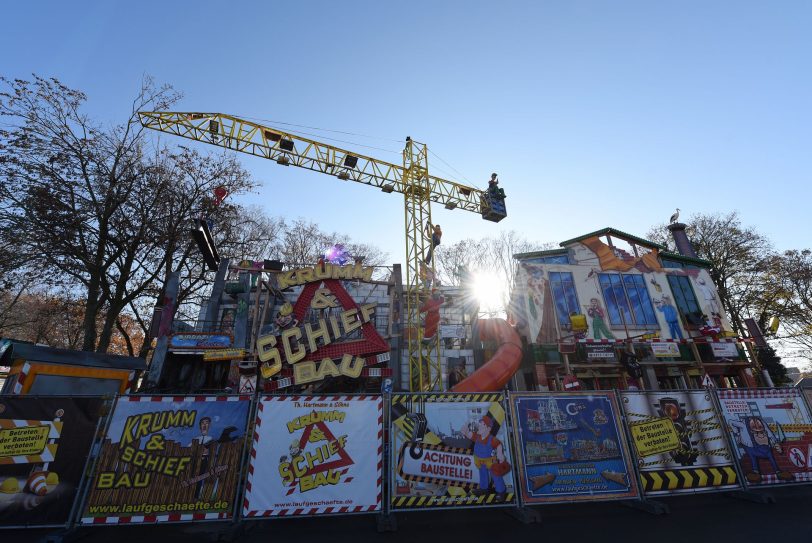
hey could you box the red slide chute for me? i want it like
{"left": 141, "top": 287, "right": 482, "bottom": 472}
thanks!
{"left": 451, "top": 318, "right": 523, "bottom": 392}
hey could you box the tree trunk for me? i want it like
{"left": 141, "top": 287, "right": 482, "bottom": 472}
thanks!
{"left": 82, "top": 274, "right": 102, "bottom": 351}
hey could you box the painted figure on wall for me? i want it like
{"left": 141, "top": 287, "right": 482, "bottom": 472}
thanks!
{"left": 586, "top": 298, "right": 615, "bottom": 340}
{"left": 519, "top": 263, "right": 557, "bottom": 344}
{"left": 655, "top": 296, "right": 683, "bottom": 340}
{"left": 461, "top": 415, "right": 508, "bottom": 502}
{"left": 729, "top": 416, "right": 793, "bottom": 483}
{"left": 695, "top": 277, "right": 721, "bottom": 317}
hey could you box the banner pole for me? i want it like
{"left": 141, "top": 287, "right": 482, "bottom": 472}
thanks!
{"left": 502, "top": 390, "right": 542, "bottom": 524}
{"left": 377, "top": 391, "right": 397, "bottom": 532}
{"left": 617, "top": 390, "right": 669, "bottom": 515}
{"left": 216, "top": 393, "right": 256, "bottom": 540}
{"left": 72, "top": 394, "right": 120, "bottom": 528}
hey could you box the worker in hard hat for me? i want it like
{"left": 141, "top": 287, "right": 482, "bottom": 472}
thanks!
{"left": 424, "top": 222, "right": 442, "bottom": 264}
{"left": 488, "top": 173, "right": 505, "bottom": 199}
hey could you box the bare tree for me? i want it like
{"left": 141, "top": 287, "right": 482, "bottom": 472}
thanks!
{"left": 275, "top": 217, "right": 388, "bottom": 269}
{"left": 0, "top": 76, "right": 256, "bottom": 352}
{"left": 647, "top": 211, "right": 774, "bottom": 335}
{"left": 435, "top": 231, "right": 550, "bottom": 309}
{"left": 762, "top": 249, "right": 812, "bottom": 364}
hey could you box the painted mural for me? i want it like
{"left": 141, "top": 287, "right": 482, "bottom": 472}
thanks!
{"left": 514, "top": 232, "right": 733, "bottom": 346}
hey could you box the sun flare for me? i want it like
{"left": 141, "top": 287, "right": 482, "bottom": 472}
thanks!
{"left": 471, "top": 271, "right": 507, "bottom": 316}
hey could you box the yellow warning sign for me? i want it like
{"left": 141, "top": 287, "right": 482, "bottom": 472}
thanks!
{"left": 202, "top": 348, "right": 246, "bottom": 362}
{"left": 629, "top": 417, "right": 680, "bottom": 457}
{"left": 0, "top": 425, "right": 50, "bottom": 457}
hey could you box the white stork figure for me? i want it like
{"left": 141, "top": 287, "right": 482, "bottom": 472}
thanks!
{"left": 669, "top": 208, "right": 680, "bottom": 224}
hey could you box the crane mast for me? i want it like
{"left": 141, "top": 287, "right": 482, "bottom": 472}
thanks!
{"left": 139, "top": 111, "right": 506, "bottom": 391}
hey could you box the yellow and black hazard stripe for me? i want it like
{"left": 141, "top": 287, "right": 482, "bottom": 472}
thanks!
{"left": 768, "top": 423, "right": 812, "bottom": 433}
{"left": 639, "top": 447, "right": 731, "bottom": 467}
{"left": 641, "top": 466, "right": 738, "bottom": 492}
{"left": 391, "top": 492, "right": 515, "bottom": 508}
{"left": 391, "top": 393, "right": 503, "bottom": 404}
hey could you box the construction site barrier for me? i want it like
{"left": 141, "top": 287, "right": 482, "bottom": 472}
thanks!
{"left": 509, "top": 391, "right": 639, "bottom": 504}
{"left": 620, "top": 390, "right": 740, "bottom": 496}
{"left": 242, "top": 394, "right": 382, "bottom": 518}
{"left": 715, "top": 387, "right": 812, "bottom": 488}
{"left": 77, "top": 395, "right": 252, "bottom": 526}
{"left": 0, "top": 396, "right": 105, "bottom": 529}
{"left": 5, "top": 387, "right": 812, "bottom": 534}
{"left": 389, "top": 392, "right": 517, "bottom": 510}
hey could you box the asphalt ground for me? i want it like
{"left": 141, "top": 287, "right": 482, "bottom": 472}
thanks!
{"left": 6, "top": 484, "right": 812, "bottom": 543}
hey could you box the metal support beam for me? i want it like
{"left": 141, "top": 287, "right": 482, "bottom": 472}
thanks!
{"left": 145, "top": 271, "right": 180, "bottom": 389}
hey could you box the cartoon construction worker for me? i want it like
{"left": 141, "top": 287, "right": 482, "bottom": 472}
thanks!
{"left": 586, "top": 298, "right": 615, "bottom": 340}
{"left": 461, "top": 415, "right": 508, "bottom": 502}
{"left": 729, "top": 416, "right": 794, "bottom": 483}
{"left": 275, "top": 302, "right": 298, "bottom": 331}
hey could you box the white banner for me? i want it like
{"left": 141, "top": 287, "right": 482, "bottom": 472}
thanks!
{"left": 440, "top": 325, "right": 466, "bottom": 339}
{"left": 243, "top": 395, "right": 382, "bottom": 517}
{"left": 711, "top": 342, "right": 739, "bottom": 358}
{"left": 651, "top": 342, "right": 681, "bottom": 357}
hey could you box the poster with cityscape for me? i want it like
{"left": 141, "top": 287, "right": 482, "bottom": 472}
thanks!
{"left": 510, "top": 392, "right": 638, "bottom": 503}
{"left": 716, "top": 388, "right": 812, "bottom": 487}
{"left": 621, "top": 390, "right": 740, "bottom": 495}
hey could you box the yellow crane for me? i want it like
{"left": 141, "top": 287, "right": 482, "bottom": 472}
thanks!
{"left": 138, "top": 112, "right": 506, "bottom": 391}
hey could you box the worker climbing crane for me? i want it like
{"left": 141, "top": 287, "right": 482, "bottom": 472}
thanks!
{"left": 138, "top": 111, "right": 507, "bottom": 391}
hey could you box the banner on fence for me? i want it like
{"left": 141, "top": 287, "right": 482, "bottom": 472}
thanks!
{"left": 79, "top": 395, "right": 250, "bottom": 525}
{"left": 390, "top": 393, "right": 516, "bottom": 509}
{"left": 717, "top": 388, "right": 812, "bottom": 486}
{"left": 243, "top": 395, "right": 382, "bottom": 518}
{"left": 0, "top": 396, "right": 103, "bottom": 528}
{"left": 621, "top": 390, "right": 739, "bottom": 495}
{"left": 510, "top": 392, "right": 638, "bottom": 504}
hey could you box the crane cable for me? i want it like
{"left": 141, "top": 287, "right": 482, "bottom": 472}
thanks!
{"left": 234, "top": 114, "right": 478, "bottom": 186}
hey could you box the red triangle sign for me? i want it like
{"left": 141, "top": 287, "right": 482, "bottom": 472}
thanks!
{"left": 296, "top": 418, "right": 354, "bottom": 475}
{"left": 291, "top": 278, "right": 389, "bottom": 363}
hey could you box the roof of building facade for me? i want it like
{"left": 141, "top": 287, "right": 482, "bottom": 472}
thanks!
{"left": 558, "top": 227, "right": 667, "bottom": 250}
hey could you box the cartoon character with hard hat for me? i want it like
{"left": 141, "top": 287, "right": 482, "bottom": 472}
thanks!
{"left": 275, "top": 302, "right": 298, "bottom": 330}
{"left": 461, "top": 415, "right": 509, "bottom": 502}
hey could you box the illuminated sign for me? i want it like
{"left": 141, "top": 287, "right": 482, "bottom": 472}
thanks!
{"left": 257, "top": 263, "right": 389, "bottom": 386}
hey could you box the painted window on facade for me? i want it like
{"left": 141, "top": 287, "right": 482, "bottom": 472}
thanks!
{"left": 549, "top": 271, "right": 580, "bottom": 326}
{"left": 666, "top": 275, "right": 702, "bottom": 318}
{"left": 598, "top": 273, "right": 658, "bottom": 328}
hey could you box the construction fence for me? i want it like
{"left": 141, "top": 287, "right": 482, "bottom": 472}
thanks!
{"left": 1, "top": 388, "right": 812, "bottom": 529}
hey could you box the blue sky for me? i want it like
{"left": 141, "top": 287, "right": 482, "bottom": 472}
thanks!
{"left": 106, "top": 399, "right": 249, "bottom": 447}
{"left": 2, "top": 1, "right": 809, "bottom": 264}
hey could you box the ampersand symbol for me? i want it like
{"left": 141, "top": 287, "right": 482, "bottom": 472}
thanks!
{"left": 145, "top": 434, "right": 165, "bottom": 451}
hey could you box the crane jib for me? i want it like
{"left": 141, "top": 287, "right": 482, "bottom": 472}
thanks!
{"left": 138, "top": 109, "right": 507, "bottom": 392}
